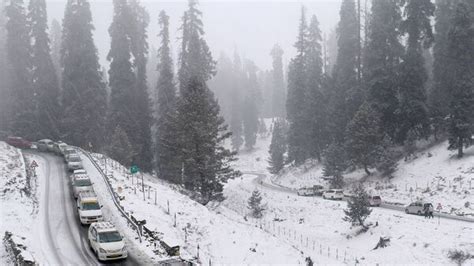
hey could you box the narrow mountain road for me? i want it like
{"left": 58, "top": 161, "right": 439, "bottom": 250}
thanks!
{"left": 25, "top": 150, "right": 140, "bottom": 266}
{"left": 246, "top": 172, "right": 474, "bottom": 223}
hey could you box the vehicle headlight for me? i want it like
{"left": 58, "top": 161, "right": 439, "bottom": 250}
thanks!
{"left": 99, "top": 248, "right": 106, "bottom": 253}
{"left": 122, "top": 246, "right": 127, "bottom": 252}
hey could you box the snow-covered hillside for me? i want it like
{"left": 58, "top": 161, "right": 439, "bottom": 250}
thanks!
{"left": 271, "top": 140, "right": 474, "bottom": 216}
{"left": 0, "top": 142, "right": 37, "bottom": 264}
{"left": 80, "top": 151, "right": 307, "bottom": 264}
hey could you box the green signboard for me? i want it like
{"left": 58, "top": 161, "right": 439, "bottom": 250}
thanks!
{"left": 130, "top": 165, "right": 139, "bottom": 174}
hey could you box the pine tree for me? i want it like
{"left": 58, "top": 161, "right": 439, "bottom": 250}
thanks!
{"left": 247, "top": 189, "right": 266, "bottom": 218}
{"left": 178, "top": 0, "right": 215, "bottom": 94}
{"left": 107, "top": 126, "right": 134, "bottom": 167}
{"left": 329, "top": 0, "right": 361, "bottom": 144}
{"left": 155, "top": 10, "right": 181, "bottom": 183}
{"left": 107, "top": 0, "right": 137, "bottom": 166}
{"left": 5, "top": 0, "right": 36, "bottom": 139}
{"left": 177, "top": 77, "right": 239, "bottom": 203}
{"left": 0, "top": 0, "right": 9, "bottom": 132}
{"left": 28, "top": 0, "right": 61, "bottom": 140}
{"left": 61, "top": 0, "right": 107, "bottom": 150}
{"left": 364, "top": 0, "right": 403, "bottom": 140}
{"left": 286, "top": 7, "right": 310, "bottom": 165}
{"left": 430, "top": 0, "right": 459, "bottom": 139}
{"left": 242, "top": 60, "right": 259, "bottom": 150}
{"left": 343, "top": 183, "right": 372, "bottom": 230}
{"left": 129, "top": 0, "right": 153, "bottom": 172}
{"left": 268, "top": 118, "right": 286, "bottom": 174}
{"left": 270, "top": 44, "right": 285, "bottom": 118}
{"left": 345, "top": 103, "right": 384, "bottom": 176}
{"left": 306, "top": 14, "right": 328, "bottom": 160}
{"left": 323, "top": 143, "right": 347, "bottom": 189}
{"left": 177, "top": 0, "right": 238, "bottom": 203}
{"left": 397, "top": 0, "right": 435, "bottom": 143}
{"left": 446, "top": 0, "right": 474, "bottom": 158}
{"left": 50, "top": 19, "right": 62, "bottom": 85}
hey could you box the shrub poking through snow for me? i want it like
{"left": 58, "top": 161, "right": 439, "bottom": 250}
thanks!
{"left": 447, "top": 249, "right": 472, "bottom": 266}
{"left": 248, "top": 189, "right": 266, "bottom": 218}
{"left": 343, "top": 184, "right": 372, "bottom": 230}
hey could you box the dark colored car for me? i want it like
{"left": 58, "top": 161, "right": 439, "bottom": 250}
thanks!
{"left": 6, "top": 136, "right": 32, "bottom": 149}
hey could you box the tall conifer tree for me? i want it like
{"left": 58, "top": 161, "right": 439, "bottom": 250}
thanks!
{"left": 129, "top": 0, "right": 153, "bottom": 171}
{"left": 107, "top": 0, "right": 136, "bottom": 165}
{"left": 5, "top": 0, "right": 35, "bottom": 139}
{"left": 430, "top": 0, "right": 459, "bottom": 138}
{"left": 28, "top": 0, "right": 61, "bottom": 139}
{"left": 397, "top": 0, "right": 435, "bottom": 142}
{"left": 242, "top": 60, "right": 260, "bottom": 150}
{"left": 364, "top": 0, "right": 403, "bottom": 140}
{"left": 446, "top": 0, "right": 474, "bottom": 158}
{"left": 61, "top": 0, "right": 107, "bottom": 150}
{"left": 177, "top": 0, "right": 238, "bottom": 202}
{"left": 155, "top": 10, "right": 181, "bottom": 182}
{"left": 286, "top": 7, "right": 310, "bottom": 165}
{"left": 330, "top": 0, "right": 360, "bottom": 144}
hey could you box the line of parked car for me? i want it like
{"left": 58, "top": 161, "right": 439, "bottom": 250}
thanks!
{"left": 297, "top": 184, "right": 436, "bottom": 215}
{"left": 5, "top": 136, "right": 128, "bottom": 261}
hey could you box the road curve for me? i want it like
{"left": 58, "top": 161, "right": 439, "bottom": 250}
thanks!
{"left": 245, "top": 171, "right": 474, "bottom": 223}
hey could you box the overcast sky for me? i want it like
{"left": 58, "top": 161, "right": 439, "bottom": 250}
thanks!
{"left": 46, "top": 0, "right": 342, "bottom": 70}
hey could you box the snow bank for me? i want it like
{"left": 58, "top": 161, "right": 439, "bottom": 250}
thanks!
{"left": 0, "top": 142, "right": 39, "bottom": 264}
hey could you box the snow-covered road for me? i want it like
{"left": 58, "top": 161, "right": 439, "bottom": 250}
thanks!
{"left": 249, "top": 172, "right": 474, "bottom": 223}
{"left": 25, "top": 151, "right": 139, "bottom": 266}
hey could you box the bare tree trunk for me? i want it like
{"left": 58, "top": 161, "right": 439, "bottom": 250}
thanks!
{"left": 457, "top": 137, "right": 463, "bottom": 158}
{"left": 364, "top": 165, "right": 371, "bottom": 176}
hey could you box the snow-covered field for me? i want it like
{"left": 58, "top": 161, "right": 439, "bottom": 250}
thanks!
{"left": 0, "top": 142, "right": 37, "bottom": 264}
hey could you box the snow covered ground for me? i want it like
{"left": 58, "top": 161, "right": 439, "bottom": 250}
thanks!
{"left": 0, "top": 141, "right": 37, "bottom": 264}
{"left": 80, "top": 151, "right": 307, "bottom": 264}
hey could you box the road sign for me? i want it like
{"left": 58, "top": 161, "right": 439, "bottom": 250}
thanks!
{"left": 130, "top": 165, "right": 139, "bottom": 174}
{"left": 30, "top": 160, "right": 38, "bottom": 168}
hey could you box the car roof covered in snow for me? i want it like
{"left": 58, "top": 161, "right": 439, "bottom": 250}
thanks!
{"left": 92, "top": 222, "right": 118, "bottom": 233}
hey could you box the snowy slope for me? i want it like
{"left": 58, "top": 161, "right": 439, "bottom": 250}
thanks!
{"left": 271, "top": 141, "right": 474, "bottom": 216}
{"left": 80, "top": 152, "right": 307, "bottom": 264}
{"left": 0, "top": 142, "right": 38, "bottom": 264}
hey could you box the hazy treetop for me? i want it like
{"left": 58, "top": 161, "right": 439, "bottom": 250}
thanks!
{"left": 45, "top": 0, "right": 342, "bottom": 70}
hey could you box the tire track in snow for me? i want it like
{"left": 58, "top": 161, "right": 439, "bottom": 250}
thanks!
{"left": 34, "top": 152, "right": 63, "bottom": 265}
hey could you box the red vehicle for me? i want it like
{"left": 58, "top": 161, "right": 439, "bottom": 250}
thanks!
{"left": 6, "top": 136, "right": 32, "bottom": 149}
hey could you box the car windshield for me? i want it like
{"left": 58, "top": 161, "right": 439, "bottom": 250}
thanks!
{"left": 65, "top": 150, "right": 76, "bottom": 155}
{"left": 336, "top": 191, "right": 343, "bottom": 194}
{"left": 69, "top": 156, "right": 81, "bottom": 162}
{"left": 373, "top": 196, "right": 381, "bottom": 200}
{"left": 83, "top": 202, "right": 100, "bottom": 210}
{"left": 98, "top": 231, "right": 122, "bottom": 243}
{"left": 75, "top": 179, "right": 92, "bottom": 186}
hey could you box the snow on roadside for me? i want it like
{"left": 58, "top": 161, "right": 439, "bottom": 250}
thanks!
{"left": 0, "top": 142, "right": 40, "bottom": 264}
{"left": 80, "top": 152, "right": 306, "bottom": 264}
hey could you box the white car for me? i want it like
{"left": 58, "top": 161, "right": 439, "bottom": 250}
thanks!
{"left": 77, "top": 191, "right": 104, "bottom": 225}
{"left": 72, "top": 175, "right": 93, "bottom": 198}
{"left": 88, "top": 222, "right": 127, "bottom": 261}
{"left": 37, "top": 139, "right": 54, "bottom": 152}
{"left": 322, "top": 189, "right": 344, "bottom": 200}
{"left": 63, "top": 147, "right": 78, "bottom": 161}
{"left": 67, "top": 154, "right": 83, "bottom": 172}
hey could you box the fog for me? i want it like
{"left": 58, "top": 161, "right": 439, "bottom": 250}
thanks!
{"left": 46, "top": 0, "right": 341, "bottom": 70}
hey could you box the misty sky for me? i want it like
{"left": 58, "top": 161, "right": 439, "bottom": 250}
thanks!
{"left": 46, "top": 0, "right": 342, "bottom": 71}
